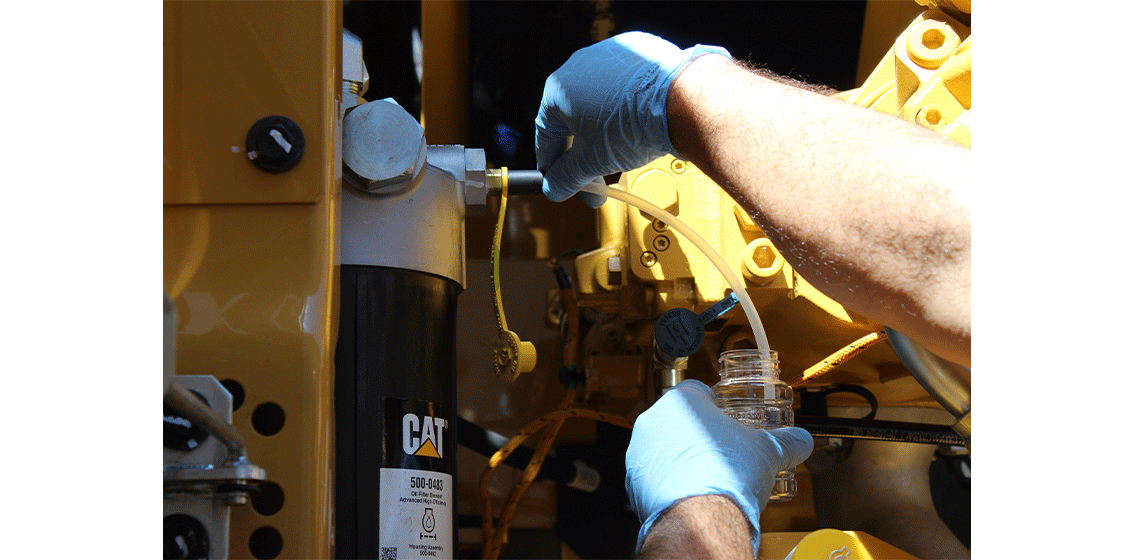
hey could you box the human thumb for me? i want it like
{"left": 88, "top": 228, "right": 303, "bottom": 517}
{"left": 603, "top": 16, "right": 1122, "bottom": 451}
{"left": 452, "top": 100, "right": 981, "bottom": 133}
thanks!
{"left": 766, "top": 427, "right": 814, "bottom": 471}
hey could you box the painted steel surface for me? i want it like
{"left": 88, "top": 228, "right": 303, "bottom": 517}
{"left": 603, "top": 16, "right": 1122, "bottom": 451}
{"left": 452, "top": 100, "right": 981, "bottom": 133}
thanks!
{"left": 164, "top": 2, "right": 342, "bottom": 558}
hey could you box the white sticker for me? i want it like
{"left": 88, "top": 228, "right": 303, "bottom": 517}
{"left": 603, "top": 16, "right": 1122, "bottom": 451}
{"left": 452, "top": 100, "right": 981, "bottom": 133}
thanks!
{"left": 377, "top": 468, "right": 453, "bottom": 559}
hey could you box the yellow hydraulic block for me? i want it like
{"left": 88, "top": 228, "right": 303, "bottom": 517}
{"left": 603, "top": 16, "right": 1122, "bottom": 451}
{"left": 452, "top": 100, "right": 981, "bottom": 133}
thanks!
{"left": 577, "top": 3, "right": 971, "bottom": 402}
{"left": 835, "top": 7, "right": 972, "bottom": 148}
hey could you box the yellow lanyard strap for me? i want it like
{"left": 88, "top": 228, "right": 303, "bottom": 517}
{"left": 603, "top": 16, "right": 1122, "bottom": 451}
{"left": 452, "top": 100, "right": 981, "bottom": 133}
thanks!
{"left": 490, "top": 168, "right": 537, "bottom": 381}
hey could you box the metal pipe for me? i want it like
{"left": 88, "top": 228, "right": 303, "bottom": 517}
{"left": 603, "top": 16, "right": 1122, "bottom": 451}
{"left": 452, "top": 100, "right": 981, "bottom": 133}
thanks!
{"left": 885, "top": 328, "right": 971, "bottom": 447}
{"left": 653, "top": 340, "right": 688, "bottom": 395}
{"left": 796, "top": 415, "right": 965, "bottom": 446}
{"left": 165, "top": 380, "right": 248, "bottom": 462}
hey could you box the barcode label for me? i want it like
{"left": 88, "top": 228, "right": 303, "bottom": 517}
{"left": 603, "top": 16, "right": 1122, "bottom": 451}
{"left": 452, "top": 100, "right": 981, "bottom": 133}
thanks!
{"left": 381, "top": 547, "right": 398, "bottom": 560}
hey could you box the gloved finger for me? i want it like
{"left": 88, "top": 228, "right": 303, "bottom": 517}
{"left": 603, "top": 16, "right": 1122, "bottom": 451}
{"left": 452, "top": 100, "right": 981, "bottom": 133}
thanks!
{"left": 540, "top": 146, "right": 603, "bottom": 203}
{"left": 671, "top": 378, "right": 714, "bottom": 399}
{"left": 540, "top": 171, "right": 583, "bottom": 203}
{"left": 578, "top": 190, "right": 608, "bottom": 209}
{"left": 534, "top": 108, "right": 570, "bottom": 174}
{"left": 765, "top": 427, "right": 815, "bottom": 470}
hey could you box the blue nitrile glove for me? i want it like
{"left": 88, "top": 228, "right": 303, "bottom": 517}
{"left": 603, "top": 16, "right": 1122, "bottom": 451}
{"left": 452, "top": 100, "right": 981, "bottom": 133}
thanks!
{"left": 625, "top": 379, "right": 813, "bottom": 557}
{"left": 535, "top": 32, "right": 731, "bottom": 208}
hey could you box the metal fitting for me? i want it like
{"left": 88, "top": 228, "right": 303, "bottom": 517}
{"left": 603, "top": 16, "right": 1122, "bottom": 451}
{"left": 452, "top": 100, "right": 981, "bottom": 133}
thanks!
{"left": 463, "top": 148, "right": 487, "bottom": 214}
{"left": 886, "top": 327, "right": 971, "bottom": 448}
{"left": 654, "top": 340, "right": 688, "bottom": 395}
{"left": 425, "top": 145, "right": 488, "bottom": 213}
{"left": 342, "top": 29, "right": 369, "bottom": 113}
{"left": 343, "top": 100, "right": 428, "bottom": 195}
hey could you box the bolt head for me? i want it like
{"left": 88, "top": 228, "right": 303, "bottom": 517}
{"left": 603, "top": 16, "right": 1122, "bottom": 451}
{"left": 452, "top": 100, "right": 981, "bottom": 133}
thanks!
{"left": 343, "top": 100, "right": 427, "bottom": 194}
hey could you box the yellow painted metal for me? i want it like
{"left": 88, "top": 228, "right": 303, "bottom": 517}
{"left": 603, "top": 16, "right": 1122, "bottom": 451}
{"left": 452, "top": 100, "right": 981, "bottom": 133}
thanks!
{"left": 759, "top": 529, "right": 918, "bottom": 560}
{"left": 835, "top": 7, "right": 972, "bottom": 148}
{"left": 164, "top": 1, "right": 341, "bottom": 558}
{"left": 575, "top": 156, "right": 931, "bottom": 402}
{"left": 420, "top": 0, "right": 470, "bottom": 145}
{"left": 854, "top": 1, "right": 927, "bottom": 85}
{"left": 575, "top": 3, "right": 971, "bottom": 404}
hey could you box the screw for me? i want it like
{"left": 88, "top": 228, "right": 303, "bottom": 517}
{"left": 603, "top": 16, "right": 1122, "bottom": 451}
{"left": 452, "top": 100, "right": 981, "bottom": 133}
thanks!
{"left": 640, "top": 252, "right": 657, "bottom": 267}
{"left": 652, "top": 219, "right": 668, "bottom": 232}
{"left": 670, "top": 159, "right": 687, "bottom": 174}
{"left": 653, "top": 235, "right": 670, "bottom": 252}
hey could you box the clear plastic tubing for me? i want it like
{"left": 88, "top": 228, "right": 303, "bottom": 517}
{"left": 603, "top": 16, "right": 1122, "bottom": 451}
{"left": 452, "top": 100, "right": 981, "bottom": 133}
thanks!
{"left": 580, "top": 180, "right": 769, "bottom": 352}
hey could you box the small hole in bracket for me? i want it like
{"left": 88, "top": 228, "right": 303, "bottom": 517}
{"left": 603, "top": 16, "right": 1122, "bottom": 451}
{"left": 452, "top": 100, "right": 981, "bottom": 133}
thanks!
{"left": 252, "top": 481, "right": 285, "bottom": 517}
{"left": 220, "top": 379, "right": 245, "bottom": 411}
{"left": 248, "top": 526, "right": 283, "bottom": 559}
{"left": 251, "top": 402, "right": 286, "bottom": 436}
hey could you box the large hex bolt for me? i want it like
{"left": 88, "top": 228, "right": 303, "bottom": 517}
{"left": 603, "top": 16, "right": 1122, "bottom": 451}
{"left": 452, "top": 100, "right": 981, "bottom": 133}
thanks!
{"left": 342, "top": 99, "right": 427, "bottom": 196}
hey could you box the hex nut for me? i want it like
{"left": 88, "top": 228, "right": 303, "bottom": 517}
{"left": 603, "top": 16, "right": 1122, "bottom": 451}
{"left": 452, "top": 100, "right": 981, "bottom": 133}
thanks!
{"left": 342, "top": 100, "right": 427, "bottom": 195}
{"left": 342, "top": 29, "right": 369, "bottom": 94}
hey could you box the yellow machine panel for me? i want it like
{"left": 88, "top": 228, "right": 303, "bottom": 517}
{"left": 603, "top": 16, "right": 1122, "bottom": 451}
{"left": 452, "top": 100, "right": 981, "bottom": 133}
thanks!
{"left": 164, "top": 2, "right": 341, "bottom": 558}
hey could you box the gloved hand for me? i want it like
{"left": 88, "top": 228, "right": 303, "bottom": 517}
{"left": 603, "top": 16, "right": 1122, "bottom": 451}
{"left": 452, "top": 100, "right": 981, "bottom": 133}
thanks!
{"left": 535, "top": 32, "right": 731, "bottom": 208}
{"left": 625, "top": 379, "right": 813, "bottom": 556}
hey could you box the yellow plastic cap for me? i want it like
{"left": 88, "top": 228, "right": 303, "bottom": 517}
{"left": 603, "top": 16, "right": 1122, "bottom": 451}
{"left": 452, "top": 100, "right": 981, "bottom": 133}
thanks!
{"left": 785, "top": 529, "right": 869, "bottom": 560}
{"left": 517, "top": 340, "right": 537, "bottom": 374}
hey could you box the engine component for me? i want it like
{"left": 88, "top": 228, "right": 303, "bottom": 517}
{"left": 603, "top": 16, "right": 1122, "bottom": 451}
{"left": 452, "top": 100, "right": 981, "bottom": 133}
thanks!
{"left": 654, "top": 292, "right": 740, "bottom": 360}
{"left": 341, "top": 29, "right": 369, "bottom": 114}
{"left": 653, "top": 292, "right": 739, "bottom": 392}
{"left": 337, "top": 98, "right": 500, "bottom": 559}
{"left": 342, "top": 99, "right": 428, "bottom": 195}
{"left": 165, "top": 375, "right": 267, "bottom": 560}
{"left": 887, "top": 328, "right": 971, "bottom": 447}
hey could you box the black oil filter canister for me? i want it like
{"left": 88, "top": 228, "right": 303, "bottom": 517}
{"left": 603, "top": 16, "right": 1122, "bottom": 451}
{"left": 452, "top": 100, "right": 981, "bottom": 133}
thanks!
{"left": 335, "top": 265, "right": 460, "bottom": 559}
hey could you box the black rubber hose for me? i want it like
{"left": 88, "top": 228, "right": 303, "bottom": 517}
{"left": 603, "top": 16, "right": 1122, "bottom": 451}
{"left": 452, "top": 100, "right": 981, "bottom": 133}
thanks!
{"left": 796, "top": 415, "right": 965, "bottom": 446}
{"left": 457, "top": 417, "right": 577, "bottom": 485}
{"left": 505, "top": 170, "right": 544, "bottom": 195}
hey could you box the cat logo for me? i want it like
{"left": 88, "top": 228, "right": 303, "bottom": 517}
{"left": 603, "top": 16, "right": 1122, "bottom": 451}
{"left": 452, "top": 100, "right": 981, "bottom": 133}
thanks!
{"left": 402, "top": 413, "right": 447, "bottom": 459}
{"left": 828, "top": 546, "right": 851, "bottom": 560}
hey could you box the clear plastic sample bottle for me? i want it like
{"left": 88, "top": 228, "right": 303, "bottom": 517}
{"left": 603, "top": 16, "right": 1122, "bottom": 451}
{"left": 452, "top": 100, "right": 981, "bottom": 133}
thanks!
{"left": 711, "top": 348, "right": 797, "bottom": 502}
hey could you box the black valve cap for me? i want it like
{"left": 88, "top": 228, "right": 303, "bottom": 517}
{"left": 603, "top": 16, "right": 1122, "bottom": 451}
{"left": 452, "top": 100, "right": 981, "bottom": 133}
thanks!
{"left": 246, "top": 115, "right": 305, "bottom": 172}
{"left": 654, "top": 307, "right": 704, "bottom": 358}
{"left": 163, "top": 390, "right": 211, "bottom": 451}
{"left": 164, "top": 514, "right": 210, "bottom": 559}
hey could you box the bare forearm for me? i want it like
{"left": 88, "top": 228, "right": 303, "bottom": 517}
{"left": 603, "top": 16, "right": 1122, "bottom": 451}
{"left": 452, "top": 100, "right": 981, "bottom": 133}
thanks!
{"left": 668, "top": 55, "right": 971, "bottom": 365}
{"left": 640, "top": 494, "right": 754, "bottom": 560}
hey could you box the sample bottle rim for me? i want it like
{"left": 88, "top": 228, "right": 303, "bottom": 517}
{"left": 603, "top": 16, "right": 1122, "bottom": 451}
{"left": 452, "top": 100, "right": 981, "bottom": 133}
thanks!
{"left": 718, "top": 348, "right": 780, "bottom": 380}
